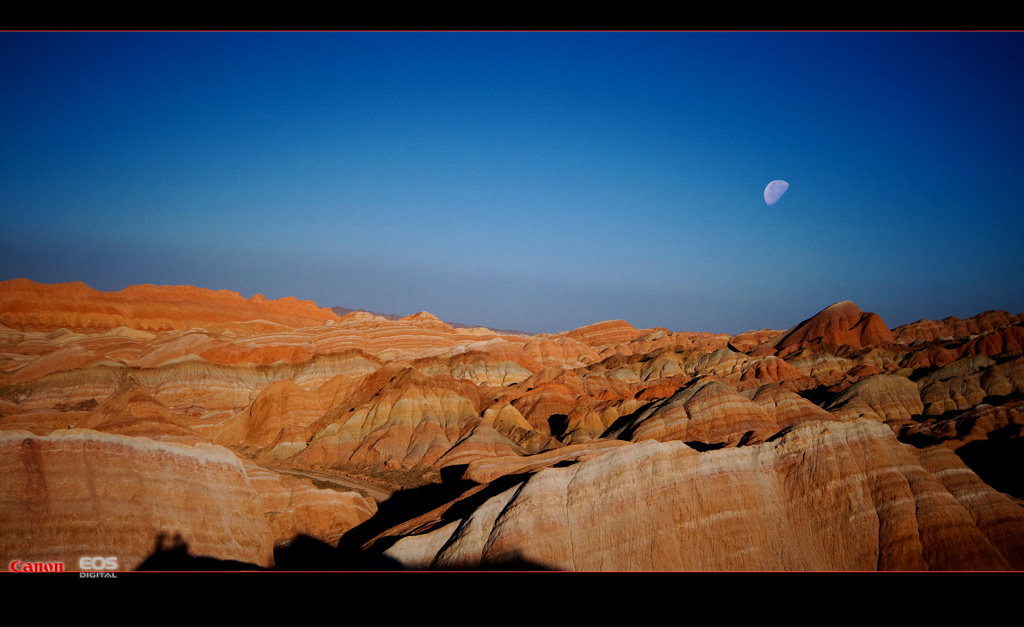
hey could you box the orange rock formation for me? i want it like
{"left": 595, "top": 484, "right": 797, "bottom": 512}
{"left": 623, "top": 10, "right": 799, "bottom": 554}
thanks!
{"left": 773, "top": 300, "right": 896, "bottom": 357}
{"left": 2, "top": 279, "right": 1022, "bottom": 571}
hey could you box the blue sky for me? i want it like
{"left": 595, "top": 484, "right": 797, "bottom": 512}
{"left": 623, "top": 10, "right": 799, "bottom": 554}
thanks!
{"left": 2, "top": 32, "right": 1022, "bottom": 334}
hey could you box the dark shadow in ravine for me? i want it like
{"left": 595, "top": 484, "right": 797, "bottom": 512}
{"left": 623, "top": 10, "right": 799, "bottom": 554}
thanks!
{"left": 599, "top": 401, "right": 657, "bottom": 441}
{"left": 338, "top": 476, "right": 479, "bottom": 554}
{"left": 547, "top": 413, "right": 570, "bottom": 439}
{"left": 796, "top": 384, "right": 838, "bottom": 408}
{"left": 956, "top": 432, "right": 1024, "bottom": 500}
{"left": 683, "top": 440, "right": 726, "bottom": 452}
{"left": 273, "top": 534, "right": 405, "bottom": 571}
{"left": 341, "top": 471, "right": 546, "bottom": 569}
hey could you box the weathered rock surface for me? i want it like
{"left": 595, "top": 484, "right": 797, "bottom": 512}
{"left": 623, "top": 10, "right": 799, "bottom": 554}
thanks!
{"left": 0, "top": 429, "right": 275, "bottom": 569}
{"left": 742, "top": 383, "right": 836, "bottom": 427}
{"left": 288, "top": 366, "right": 495, "bottom": 469}
{"left": 606, "top": 379, "right": 778, "bottom": 447}
{"left": 893, "top": 311, "right": 1024, "bottom": 344}
{"left": 381, "top": 420, "right": 1021, "bottom": 570}
{"left": 461, "top": 439, "right": 629, "bottom": 484}
{"left": 914, "top": 445, "right": 1024, "bottom": 569}
{"left": 244, "top": 464, "right": 377, "bottom": 547}
{"left": 3, "top": 279, "right": 1023, "bottom": 571}
{"left": 824, "top": 373, "right": 924, "bottom": 426}
{"left": 773, "top": 301, "right": 895, "bottom": 357}
{"left": 0, "top": 278, "right": 339, "bottom": 333}
{"left": 560, "top": 319, "right": 643, "bottom": 347}
{"left": 901, "top": 399, "right": 1024, "bottom": 449}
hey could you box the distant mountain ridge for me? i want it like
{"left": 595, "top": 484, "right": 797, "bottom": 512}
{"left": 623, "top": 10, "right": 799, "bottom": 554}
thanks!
{"left": 0, "top": 278, "right": 340, "bottom": 332}
{"left": 329, "top": 306, "right": 529, "bottom": 336}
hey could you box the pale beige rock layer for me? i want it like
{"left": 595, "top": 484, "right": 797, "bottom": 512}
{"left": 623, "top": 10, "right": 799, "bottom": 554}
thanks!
{"left": 382, "top": 420, "right": 1020, "bottom": 570}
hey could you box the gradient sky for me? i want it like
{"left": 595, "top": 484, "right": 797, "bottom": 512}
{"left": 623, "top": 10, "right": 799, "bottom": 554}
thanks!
{"left": 2, "top": 32, "right": 1022, "bottom": 334}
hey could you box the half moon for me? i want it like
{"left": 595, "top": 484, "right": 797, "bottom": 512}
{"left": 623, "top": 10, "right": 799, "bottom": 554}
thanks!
{"left": 764, "top": 180, "right": 789, "bottom": 206}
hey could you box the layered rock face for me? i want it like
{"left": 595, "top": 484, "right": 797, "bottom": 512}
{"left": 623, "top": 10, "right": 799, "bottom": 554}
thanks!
{"left": 0, "top": 278, "right": 340, "bottom": 333}
{"left": 0, "top": 428, "right": 378, "bottom": 570}
{"left": 382, "top": 420, "right": 1021, "bottom": 570}
{"left": 2, "top": 281, "right": 1023, "bottom": 571}
{"left": 0, "top": 430, "right": 275, "bottom": 569}
{"left": 772, "top": 301, "right": 896, "bottom": 357}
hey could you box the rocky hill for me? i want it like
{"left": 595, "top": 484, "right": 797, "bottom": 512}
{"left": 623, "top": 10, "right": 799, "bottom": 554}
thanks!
{"left": 2, "top": 279, "right": 1022, "bottom": 571}
{"left": 330, "top": 306, "right": 529, "bottom": 336}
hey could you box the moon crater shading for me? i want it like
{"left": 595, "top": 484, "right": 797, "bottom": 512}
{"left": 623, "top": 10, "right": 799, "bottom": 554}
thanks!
{"left": 764, "top": 180, "right": 789, "bottom": 206}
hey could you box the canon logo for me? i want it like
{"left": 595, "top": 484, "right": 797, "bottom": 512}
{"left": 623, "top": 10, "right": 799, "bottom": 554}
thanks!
{"left": 8, "top": 560, "right": 65, "bottom": 573}
{"left": 78, "top": 557, "right": 118, "bottom": 571}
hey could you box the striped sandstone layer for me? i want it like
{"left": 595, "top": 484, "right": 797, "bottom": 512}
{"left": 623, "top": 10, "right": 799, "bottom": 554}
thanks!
{"left": 4, "top": 278, "right": 1024, "bottom": 571}
{"left": 380, "top": 420, "right": 1024, "bottom": 570}
{"left": 0, "top": 429, "right": 276, "bottom": 569}
{"left": 0, "top": 278, "right": 340, "bottom": 333}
